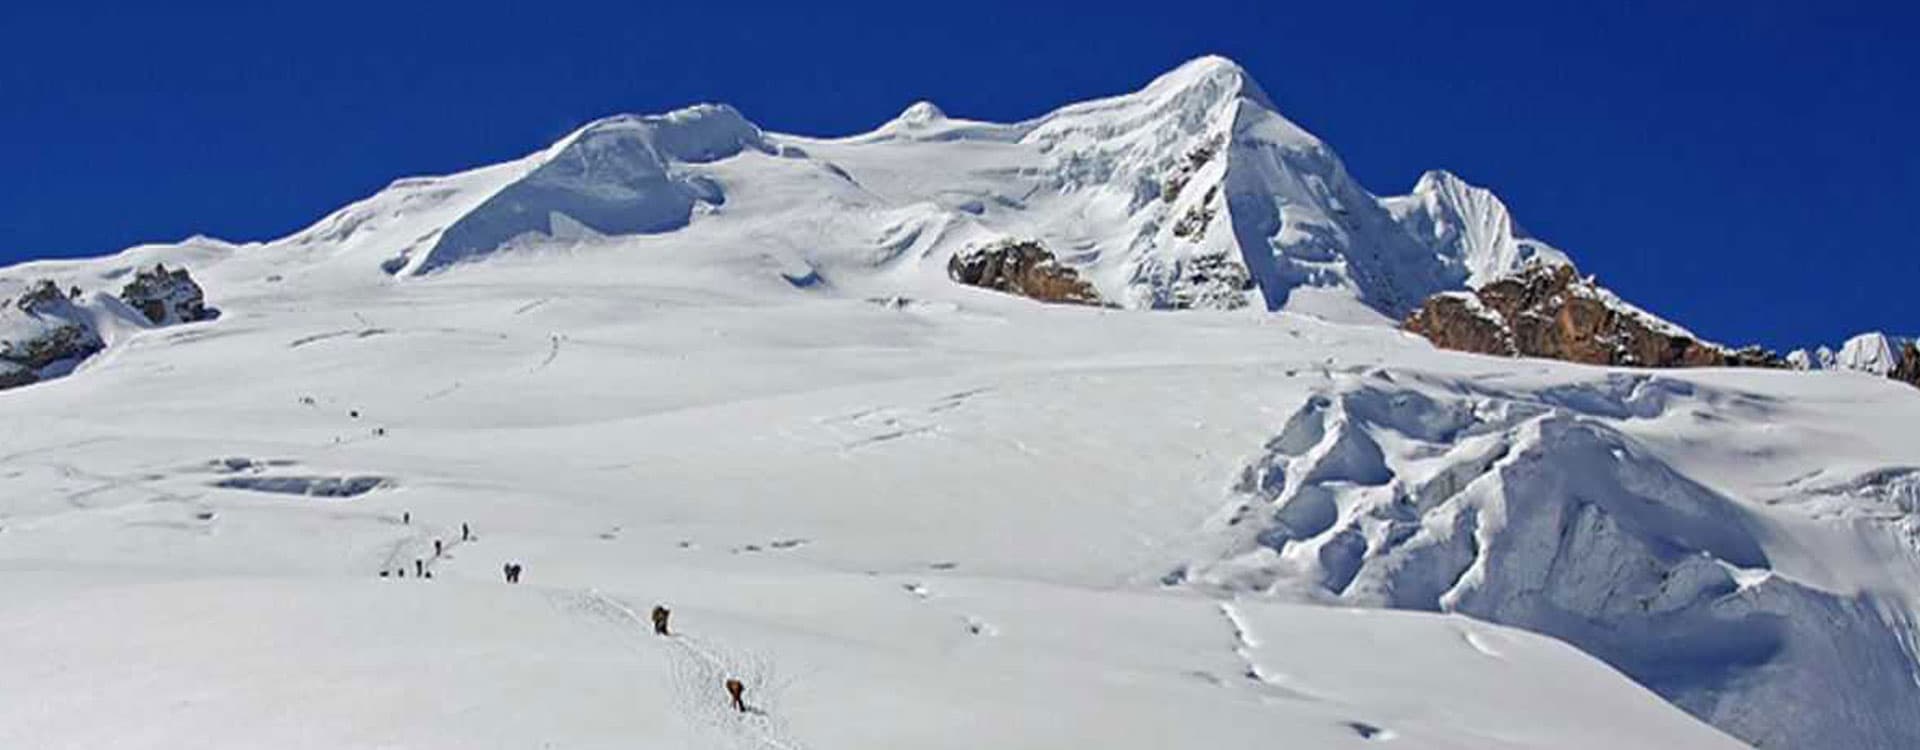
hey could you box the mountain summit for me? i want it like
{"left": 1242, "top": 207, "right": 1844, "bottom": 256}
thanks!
{"left": 257, "top": 56, "right": 1567, "bottom": 323}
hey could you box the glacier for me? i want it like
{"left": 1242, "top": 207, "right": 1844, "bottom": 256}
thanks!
{"left": 1, "top": 55, "right": 1915, "bottom": 749}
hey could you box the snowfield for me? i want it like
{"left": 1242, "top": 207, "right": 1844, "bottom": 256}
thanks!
{"left": 2, "top": 56, "right": 1914, "bottom": 748}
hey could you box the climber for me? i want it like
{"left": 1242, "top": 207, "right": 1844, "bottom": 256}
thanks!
{"left": 461, "top": 522, "right": 471, "bottom": 541}
{"left": 725, "top": 678, "right": 746, "bottom": 713}
{"left": 434, "top": 539, "right": 443, "bottom": 557}
{"left": 652, "top": 605, "right": 671, "bottom": 636}
{"left": 414, "top": 558, "right": 424, "bottom": 577}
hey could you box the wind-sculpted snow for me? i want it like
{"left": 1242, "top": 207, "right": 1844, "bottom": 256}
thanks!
{"left": 410, "top": 105, "right": 773, "bottom": 274}
{"left": 1191, "top": 376, "right": 1920, "bottom": 748}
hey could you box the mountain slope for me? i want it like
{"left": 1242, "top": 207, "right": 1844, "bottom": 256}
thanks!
{"left": 2, "top": 54, "right": 1916, "bottom": 749}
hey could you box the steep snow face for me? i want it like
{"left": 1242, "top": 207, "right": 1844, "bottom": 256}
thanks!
{"left": 1005, "top": 55, "right": 1484, "bottom": 317}
{"left": 1383, "top": 170, "right": 1571, "bottom": 287}
{"left": 402, "top": 105, "right": 773, "bottom": 275}
{"left": 1835, "top": 332, "right": 1912, "bottom": 375}
{"left": 1786, "top": 345, "right": 1837, "bottom": 370}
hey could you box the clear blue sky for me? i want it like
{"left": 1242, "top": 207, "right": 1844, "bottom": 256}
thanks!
{"left": 2, "top": 1, "right": 1912, "bottom": 349}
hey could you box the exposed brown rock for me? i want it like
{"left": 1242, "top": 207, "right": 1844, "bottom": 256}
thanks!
{"left": 1404, "top": 293, "right": 1516, "bottom": 356}
{"left": 1404, "top": 262, "right": 1784, "bottom": 369}
{"left": 947, "top": 239, "right": 1102, "bottom": 305}
{"left": 1894, "top": 342, "right": 1920, "bottom": 388}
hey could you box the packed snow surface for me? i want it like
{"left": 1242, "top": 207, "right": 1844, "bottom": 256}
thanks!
{"left": 2, "top": 55, "right": 1915, "bottom": 749}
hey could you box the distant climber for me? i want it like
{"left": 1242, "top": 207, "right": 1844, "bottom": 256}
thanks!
{"left": 503, "top": 562, "right": 522, "bottom": 584}
{"left": 402, "top": 511, "right": 411, "bottom": 525}
{"left": 725, "top": 678, "right": 746, "bottom": 713}
{"left": 434, "top": 539, "right": 443, "bottom": 557}
{"left": 349, "top": 410, "right": 360, "bottom": 419}
{"left": 414, "top": 558, "right": 425, "bottom": 577}
{"left": 461, "top": 523, "right": 471, "bottom": 541}
{"left": 397, "top": 567, "right": 406, "bottom": 578}
{"left": 652, "top": 605, "right": 671, "bottom": 636}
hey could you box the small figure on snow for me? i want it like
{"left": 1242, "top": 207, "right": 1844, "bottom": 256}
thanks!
{"left": 461, "top": 523, "right": 471, "bottom": 541}
{"left": 414, "top": 558, "right": 425, "bottom": 577}
{"left": 725, "top": 678, "right": 747, "bottom": 713}
{"left": 402, "top": 511, "right": 411, "bottom": 525}
{"left": 434, "top": 539, "right": 443, "bottom": 557}
{"left": 652, "top": 605, "right": 672, "bottom": 636}
{"left": 503, "top": 562, "right": 522, "bottom": 584}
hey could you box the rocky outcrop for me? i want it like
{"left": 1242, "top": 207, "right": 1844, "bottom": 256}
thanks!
{"left": 1895, "top": 342, "right": 1920, "bottom": 387}
{"left": 1160, "top": 133, "right": 1224, "bottom": 203}
{"left": 1165, "top": 250, "right": 1252, "bottom": 309}
{"left": 119, "top": 264, "right": 218, "bottom": 325}
{"left": 0, "top": 280, "right": 107, "bottom": 389}
{"left": 1404, "top": 262, "right": 1782, "bottom": 369}
{"left": 2, "top": 266, "right": 217, "bottom": 393}
{"left": 947, "top": 239, "right": 1102, "bottom": 305}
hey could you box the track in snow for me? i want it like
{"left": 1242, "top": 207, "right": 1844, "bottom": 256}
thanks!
{"left": 571, "top": 590, "right": 807, "bottom": 750}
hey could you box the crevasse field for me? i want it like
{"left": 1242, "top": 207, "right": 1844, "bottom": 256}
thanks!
{"left": 2, "top": 57, "right": 1915, "bottom": 749}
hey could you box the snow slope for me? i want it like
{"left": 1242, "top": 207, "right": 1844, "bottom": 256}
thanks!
{"left": 0, "top": 260, "right": 1752, "bottom": 749}
{"left": 2, "top": 55, "right": 1915, "bottom": 748}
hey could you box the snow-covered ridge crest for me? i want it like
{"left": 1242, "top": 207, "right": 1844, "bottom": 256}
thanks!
{"left": 162, "top": 56, "right": 1578, "bottom": 324}
{"left": 395, "top": 104, "right": 776, "bottom": 275}
{"left": 1384, "top": 169, "right": 1571, "bottom": 287}
{"left": 7, "top": 55, "right": 1603, "bottom": 330}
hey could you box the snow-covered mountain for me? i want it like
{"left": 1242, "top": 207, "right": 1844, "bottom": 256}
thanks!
{"left": 3, "top": 56, "right": 1917, "bottom": 749}
{"left": 246, "top": 57, "right": 1556, "bottom": 322}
